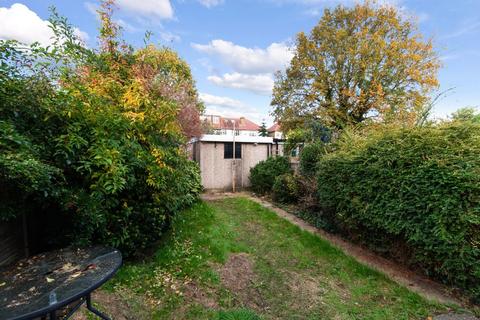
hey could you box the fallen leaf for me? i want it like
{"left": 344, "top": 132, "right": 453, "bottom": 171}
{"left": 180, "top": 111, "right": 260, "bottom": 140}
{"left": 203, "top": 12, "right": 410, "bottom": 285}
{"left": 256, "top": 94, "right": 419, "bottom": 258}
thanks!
{"left": 46, "top": 277, "right": 54, "bottom": 283}
{"left": 61, "top": 263, "right": 74, "bottom": 272}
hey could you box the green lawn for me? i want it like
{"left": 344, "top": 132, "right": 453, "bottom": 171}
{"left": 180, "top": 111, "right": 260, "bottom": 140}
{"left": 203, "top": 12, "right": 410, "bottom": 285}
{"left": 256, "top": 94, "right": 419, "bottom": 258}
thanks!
{"left": 102, "top": 197, "right": 453, "bottom": 319}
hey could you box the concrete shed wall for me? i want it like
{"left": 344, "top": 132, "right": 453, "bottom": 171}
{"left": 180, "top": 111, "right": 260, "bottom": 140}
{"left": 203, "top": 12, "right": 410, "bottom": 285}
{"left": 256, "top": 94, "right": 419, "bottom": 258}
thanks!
{"left": 240, "top": 143, "right": 269, "bottom": 187}
{"left": 196, "top": 141, "right": 269, "bottom": 191}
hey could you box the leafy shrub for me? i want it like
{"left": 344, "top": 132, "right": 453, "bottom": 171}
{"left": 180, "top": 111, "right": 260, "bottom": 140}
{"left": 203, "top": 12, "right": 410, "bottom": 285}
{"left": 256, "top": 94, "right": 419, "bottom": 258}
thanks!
{"left": 272, "top": 173, "right": 299, "bottom": 203}
{"left": 294, "top": 175, "right": 319, "bottom": 211}
{"left": 299, "top": 141, "right": 327, "bottom": 175}
{"left": 316, "top": 122, "right": 480, "bottom": 300}
{"left": 250, "top": 156, "right": 291, "bottom": 195}
{"left": 0, "top": 6, "right": 202, "bottom": 257}
{"left": 0, "top": 121, "right": 64, "bottom": 221}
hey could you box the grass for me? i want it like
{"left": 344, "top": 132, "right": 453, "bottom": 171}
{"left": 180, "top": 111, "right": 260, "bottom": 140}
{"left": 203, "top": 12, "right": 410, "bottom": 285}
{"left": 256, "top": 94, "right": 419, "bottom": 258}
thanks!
{"left": 101, "top": 197, "right": 453, "bottom": 319}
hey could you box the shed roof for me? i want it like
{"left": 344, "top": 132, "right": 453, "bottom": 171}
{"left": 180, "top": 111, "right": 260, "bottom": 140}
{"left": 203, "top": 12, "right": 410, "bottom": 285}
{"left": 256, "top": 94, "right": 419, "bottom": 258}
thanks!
{"left": 199, "top": 134, "right": 273, "bottom": 144}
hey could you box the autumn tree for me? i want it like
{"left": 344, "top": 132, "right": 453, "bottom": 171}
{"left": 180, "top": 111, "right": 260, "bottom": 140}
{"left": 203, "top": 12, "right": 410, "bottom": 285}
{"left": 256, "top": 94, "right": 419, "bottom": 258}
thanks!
{"left": 92, "top": 0, "right": 204, "bottom": 139}
{"left": 258, "top": 121, "right": 268, "bottom": 137}
{"left": 271, "top": 2, "right": 440, "bottom": 132}
{"left": 134, "top": 46, "right": 204, "bottom": 139}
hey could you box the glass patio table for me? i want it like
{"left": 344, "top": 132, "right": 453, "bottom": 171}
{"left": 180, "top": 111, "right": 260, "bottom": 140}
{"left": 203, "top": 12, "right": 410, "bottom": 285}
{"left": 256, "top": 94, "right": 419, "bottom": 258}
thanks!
{"left": 0, "top": 246, "right": 122, "bottom": 320}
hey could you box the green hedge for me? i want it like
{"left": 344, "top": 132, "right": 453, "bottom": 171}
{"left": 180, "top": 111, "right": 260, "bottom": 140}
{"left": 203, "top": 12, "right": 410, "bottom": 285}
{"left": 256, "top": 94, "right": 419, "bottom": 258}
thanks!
{"left": 316, "top": 123, "right": 480, "bottom": 300}
{"left": 299, "top": 141, "right": 327, "bottom": 176}
{"left": 250, "top": 156, "right": 291, "bottom": 195}
{"left": 272, "top": 173, "right": 299, "bottom": 203}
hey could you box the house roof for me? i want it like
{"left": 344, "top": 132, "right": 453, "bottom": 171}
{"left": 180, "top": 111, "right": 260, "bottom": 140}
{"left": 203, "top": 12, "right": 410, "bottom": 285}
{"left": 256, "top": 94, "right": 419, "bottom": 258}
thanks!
{"left": 268, "top": 123, "right": 281, "bottom": 132}
{"left": 206, "top": 116, "right": 260, "bottom": 131}
{"left": 199, "top": 134, "right": 273, "bottom": 144}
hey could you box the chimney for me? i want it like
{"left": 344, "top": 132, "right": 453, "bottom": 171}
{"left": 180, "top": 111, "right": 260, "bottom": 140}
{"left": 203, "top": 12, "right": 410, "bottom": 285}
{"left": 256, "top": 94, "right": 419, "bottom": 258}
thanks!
{"left": 239, "top": 117, "right": 245, "bottom": 126}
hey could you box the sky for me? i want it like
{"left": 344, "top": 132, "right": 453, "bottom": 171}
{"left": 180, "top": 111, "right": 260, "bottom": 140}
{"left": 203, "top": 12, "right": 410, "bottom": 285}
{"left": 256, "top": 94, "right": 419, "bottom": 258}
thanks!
{"left": 0, "top": 0, "right": 479, "bottom": 126}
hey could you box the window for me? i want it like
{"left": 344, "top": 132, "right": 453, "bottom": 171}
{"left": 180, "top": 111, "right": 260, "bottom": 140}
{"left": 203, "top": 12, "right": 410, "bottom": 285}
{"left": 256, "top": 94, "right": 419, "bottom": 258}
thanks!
{"left": 224, "top": 142, "right": 242, "bottom": 159}
{"left": 291, "top": 147, "right": 298, "bottom": 157}
{"left": 213, "top": 129, "right": 226, "bottom": 135}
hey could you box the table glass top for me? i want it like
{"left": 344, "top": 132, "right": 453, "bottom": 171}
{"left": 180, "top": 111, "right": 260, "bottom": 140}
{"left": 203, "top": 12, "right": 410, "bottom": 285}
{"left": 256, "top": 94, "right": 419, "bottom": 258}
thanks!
{"left": 0, "top": 246, "right": 122, "bottom": 320}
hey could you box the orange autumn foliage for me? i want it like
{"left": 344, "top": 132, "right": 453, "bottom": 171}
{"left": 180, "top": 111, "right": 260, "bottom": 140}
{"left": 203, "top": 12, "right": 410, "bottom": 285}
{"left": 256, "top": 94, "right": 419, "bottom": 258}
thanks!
{"left": 272, "top": 1, "right": 440, "bottom": 132}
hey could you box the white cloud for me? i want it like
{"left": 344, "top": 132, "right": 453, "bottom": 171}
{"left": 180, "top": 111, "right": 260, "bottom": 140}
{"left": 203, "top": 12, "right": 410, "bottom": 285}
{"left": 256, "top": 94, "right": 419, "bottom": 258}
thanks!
{"left": 160, "top": 31, "right": 181, "bottom": 43}
{"left": 116, "top": 0, "right": 174, "bottom": 20}
{"left": 84, "top": 2, "right": 98, "bottom": 16}
{"left": 0, "top": 3, "right": 52, "bottom": 45}
{"left": 442, "top": 20, "right": 480, "bottom": 40}
{"left": 0, "top": 3, "right": 88, "bottom": 46}
{"left": 416, "top": 12, "right": 429, "bottom": 23}
{"left": 115, "top": 18, "right": 141, "bottom": 33}
{"left": 197, "top": 58, "right": 215, "bottom": 73}
{"left": 440, "top": 50, "right": 480, "bottom": 62}
{"left": 193, "top": 39, "right": 288, "bottom": 95}
{"left": 197, "top": 0, "right": 224, "bottom": 8}
{"left": 199, "top": 93, "right": 245, "bottom": 109}
{"left": 208, "top": 73, "right": 274, "bottom": 95}
{"left": 199, "top": 93, "right": 265, "bottom": 123}
{"left": 439, "top": 54, "right": 460, "bottom": 62}
{"left": 192, "top": 39, "right": 293, "bottom": 74}
{"left": 304, "top": 8, "right": 322, "bottom": 16}
{"left": 73, "top": 28, "right": 90, "bottom": 42}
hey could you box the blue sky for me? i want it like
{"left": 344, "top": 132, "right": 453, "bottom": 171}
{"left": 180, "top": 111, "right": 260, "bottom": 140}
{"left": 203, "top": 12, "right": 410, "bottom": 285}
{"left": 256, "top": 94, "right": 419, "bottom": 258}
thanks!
{"left": 1, "top": 0, "right": 479, "bottom": 125}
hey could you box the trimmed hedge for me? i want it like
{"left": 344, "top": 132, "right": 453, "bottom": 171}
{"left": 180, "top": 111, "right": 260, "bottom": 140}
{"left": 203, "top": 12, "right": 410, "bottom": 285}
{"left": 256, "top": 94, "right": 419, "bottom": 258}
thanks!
{"left": 250, "top": 156, "right": 291, "bottom": 195}
{"left": 316, "top": 122, "right": 480, "bottom": 300}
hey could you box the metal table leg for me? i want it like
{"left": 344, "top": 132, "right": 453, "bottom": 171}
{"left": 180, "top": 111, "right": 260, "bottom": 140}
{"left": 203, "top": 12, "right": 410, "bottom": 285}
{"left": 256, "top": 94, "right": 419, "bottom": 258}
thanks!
{"left": 86, "top": 293, "right": 111, "bottom": 320}
{"left": 63, "top": 298, "right": 86, "bottom": 319}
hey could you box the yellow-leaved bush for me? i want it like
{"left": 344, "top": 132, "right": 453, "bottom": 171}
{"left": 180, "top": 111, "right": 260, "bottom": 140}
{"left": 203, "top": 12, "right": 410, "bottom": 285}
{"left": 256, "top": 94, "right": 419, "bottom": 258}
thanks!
{"left": 0, "top": 2, "right": 202, "bottom": 257}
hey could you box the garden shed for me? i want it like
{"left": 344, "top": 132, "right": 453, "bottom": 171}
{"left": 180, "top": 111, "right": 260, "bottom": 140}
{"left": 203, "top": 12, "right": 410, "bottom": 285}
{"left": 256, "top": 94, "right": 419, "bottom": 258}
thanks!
{"left": 192, "top": 134, "right": 273, "bottom": 191}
